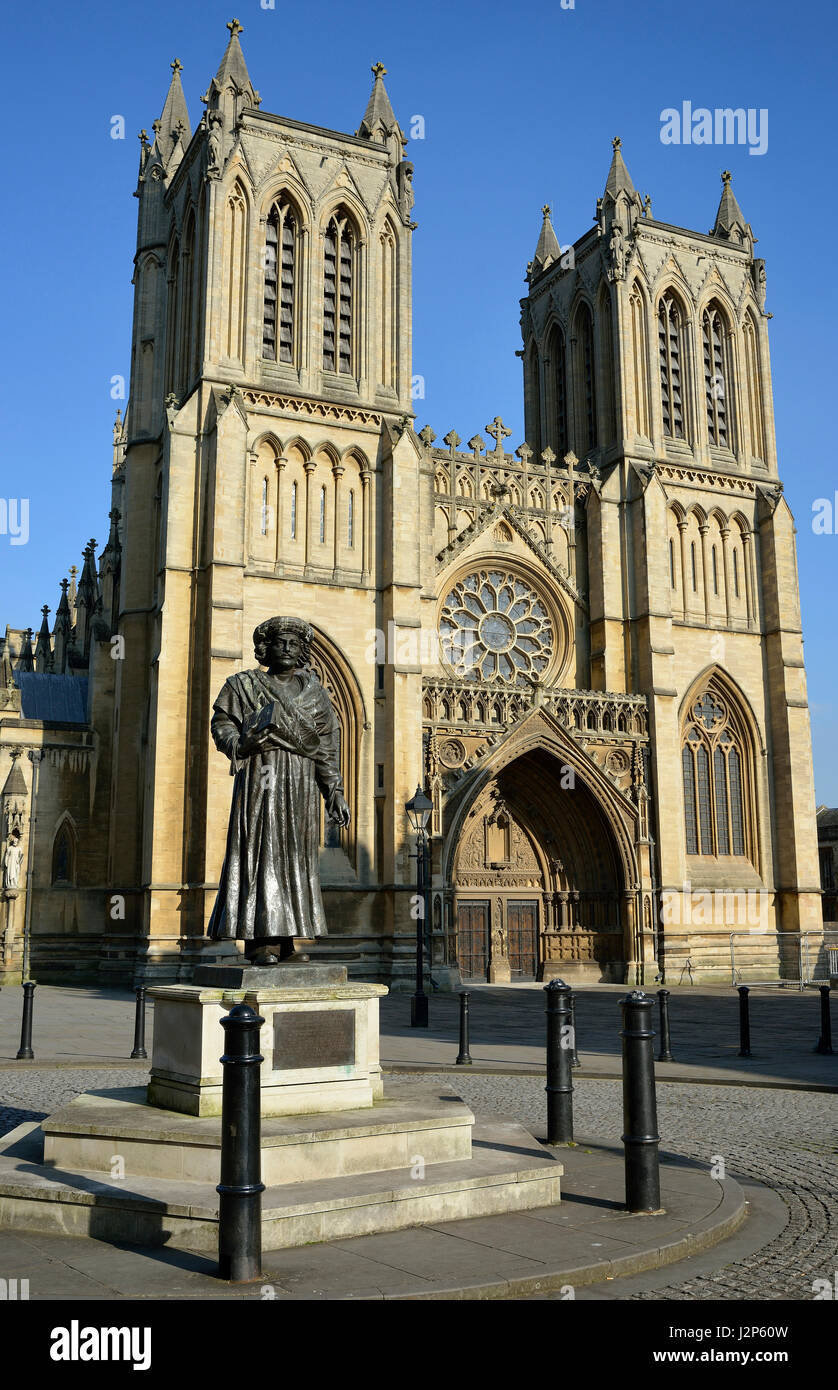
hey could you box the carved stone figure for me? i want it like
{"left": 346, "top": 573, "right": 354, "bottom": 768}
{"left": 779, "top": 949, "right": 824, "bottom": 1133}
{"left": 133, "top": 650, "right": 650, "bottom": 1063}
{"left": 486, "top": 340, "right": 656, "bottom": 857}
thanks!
{"left": 207, "top": 616, "right": 350, "bottom": 963}
{"left": 491, "top": 897, "right": 506, "bottom": 957}
{"left": 206, "top": 112, "right": 223, "bottom": 178}
{"left": 753, "top": 258, "right": 767, "bottom": 311}
{"left": 2, "top": 835, "right": 23, "bottom": 891}
{"left": 398, "top": 159, "right": 415, "bottom": 219}
{"left": 608, "top": 220, "right": 625, "bottom": 280}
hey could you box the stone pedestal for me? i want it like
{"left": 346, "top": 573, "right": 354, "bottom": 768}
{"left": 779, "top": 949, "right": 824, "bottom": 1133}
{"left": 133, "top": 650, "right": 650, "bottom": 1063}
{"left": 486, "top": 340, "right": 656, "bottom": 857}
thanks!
{"left": 0, "top": 958, "right": 563, "bottom": 1252}
{"left": 147, "top": 962, "right": 386, "bottom": 1118}
{"left": 0, "top": 1081, "right": 562, "bottom": 1251}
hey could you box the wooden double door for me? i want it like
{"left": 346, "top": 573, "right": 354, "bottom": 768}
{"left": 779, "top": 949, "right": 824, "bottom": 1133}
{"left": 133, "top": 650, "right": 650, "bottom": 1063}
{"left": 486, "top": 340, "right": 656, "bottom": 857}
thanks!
{"left": 457, "top": 899, "right": 538, "bottom": 981}
{"left": 507, "top": 900, "right": 538, "bottom": 977}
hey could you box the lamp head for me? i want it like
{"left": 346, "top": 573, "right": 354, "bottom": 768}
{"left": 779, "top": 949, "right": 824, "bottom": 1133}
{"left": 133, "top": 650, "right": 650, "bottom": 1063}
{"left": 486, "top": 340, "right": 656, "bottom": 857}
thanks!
{"left": 405, "top": 785, "right": 433, "bottom": 833}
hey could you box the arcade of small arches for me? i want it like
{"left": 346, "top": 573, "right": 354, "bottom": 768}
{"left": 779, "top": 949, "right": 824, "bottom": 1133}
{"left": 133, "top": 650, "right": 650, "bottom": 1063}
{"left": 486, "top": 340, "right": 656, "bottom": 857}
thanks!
{"left": 666, "top": 503, "right": 756, "bottom": 628}
{"left": 422, "top": 683, "right": 648, "bottom": 739}
{"left": 247, "top": 433, "right": 373, "bottom": 577}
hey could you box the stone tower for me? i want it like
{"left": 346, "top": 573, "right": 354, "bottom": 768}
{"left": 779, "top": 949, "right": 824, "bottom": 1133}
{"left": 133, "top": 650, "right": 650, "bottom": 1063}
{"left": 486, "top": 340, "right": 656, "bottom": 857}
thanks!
{"left": 500, "top": 138, "right": 821, "bottom": 979}
{"left": 110, "top": 23, "right": 424, "bottom": 978}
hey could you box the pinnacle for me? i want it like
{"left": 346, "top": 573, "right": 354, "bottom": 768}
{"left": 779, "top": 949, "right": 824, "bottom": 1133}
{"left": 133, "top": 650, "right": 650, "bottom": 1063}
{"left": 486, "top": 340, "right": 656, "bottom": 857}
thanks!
{"left": 214, "top": 17, "right": 255, "bottom": 94}
{"left": 712, "top": 168, "right": 747, "bottom": 238}
{"left": 532, "top": 204, "right": 561, "bottom": 272}
{"left": 357, "top": 60, "right": 399, "bottom": 141}
{"left": 604, "top": 135, "right": 637, "bottom": 200}
{"left": 154, "top": 56, "right": 192, "bottom": 160}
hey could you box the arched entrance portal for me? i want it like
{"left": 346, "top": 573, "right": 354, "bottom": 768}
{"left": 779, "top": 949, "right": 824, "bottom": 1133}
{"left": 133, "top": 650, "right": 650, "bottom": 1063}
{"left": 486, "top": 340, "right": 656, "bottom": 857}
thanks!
{"left": 450, "top": 750, "right": 626, "bottom": 983}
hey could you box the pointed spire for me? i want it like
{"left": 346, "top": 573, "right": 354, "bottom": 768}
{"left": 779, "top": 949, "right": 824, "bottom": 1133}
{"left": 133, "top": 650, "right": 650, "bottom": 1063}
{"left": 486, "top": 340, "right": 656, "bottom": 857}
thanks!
{"left": 34, "top": 606, "right": 52, "bottom": 674}
{"left": 532, "top": 204, "right": 562, "bottom": 274}
{"left": 53, "top": 579, "right": 72, "bottom": 674}
{"left": 205, "top": 18, "right": 259, "bottom": 124}
{"left": 17, "top": 628, "right": 34, "bottom": 673}
{"left": 73, "top": 541, "right": 99, "bottom": 661}
{"left": 54, "top": 579, "right": 72, "bottom": 632}
{"left": 215, "top": 19, "right": 252, "bottom": 88}
{"left": 151, "top": 57, "right": 192, "bottom": 169}
{"left": 358, "top": 61, "right": 399, "bottom": 140}
{"left": 604, "top": 136, "right": 637, "bottom": 200}
{"left": 76, "top": 541, "right": 99, "bottom": 610}
{"left": 357, "top": 62, "right": 405, "bottom": 171}
{"left": 99, "top": 509, "right": 122, "bottom": 574}
{"left": 599, "top": 136, "right": 644, "bottom": 234}
{"left": 1, "top": 751, "right": 27, "bottom": 799}
{"left": 137, "top": 127, "right": 151, "bottom": 179}
{"left": 99, "top": 510, "right": 122, "bottom": 636}
{"left": 712, "top": 169, "right": 747, "bottom": 240}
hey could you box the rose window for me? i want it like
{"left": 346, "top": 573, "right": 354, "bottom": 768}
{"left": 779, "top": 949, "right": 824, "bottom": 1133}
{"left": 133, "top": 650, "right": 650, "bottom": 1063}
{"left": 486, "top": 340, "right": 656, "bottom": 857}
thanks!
{"left": 439, "top": 569, "right": 553, "bottom": 683}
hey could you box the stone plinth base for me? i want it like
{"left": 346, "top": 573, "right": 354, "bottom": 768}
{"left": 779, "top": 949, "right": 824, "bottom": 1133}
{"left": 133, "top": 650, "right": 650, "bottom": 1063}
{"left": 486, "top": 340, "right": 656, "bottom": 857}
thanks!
{"left": 0, "top": 963, "right": 564, "bottom": 1251}
{"left": 42, "top": 1084, "right": 473, "bottom": 1186}
{"left": 0, "top": 1083, "right": 562, "bottom": 1251}
{"left": 147, "top": 964, "right": 387, "bottom": 1117}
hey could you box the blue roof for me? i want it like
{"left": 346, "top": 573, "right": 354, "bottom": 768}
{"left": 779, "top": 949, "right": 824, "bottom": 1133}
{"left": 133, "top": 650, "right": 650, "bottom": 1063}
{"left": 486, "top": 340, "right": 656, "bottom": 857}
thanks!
{"left": 13, "top": 673, "right": 89, "bottom": 724}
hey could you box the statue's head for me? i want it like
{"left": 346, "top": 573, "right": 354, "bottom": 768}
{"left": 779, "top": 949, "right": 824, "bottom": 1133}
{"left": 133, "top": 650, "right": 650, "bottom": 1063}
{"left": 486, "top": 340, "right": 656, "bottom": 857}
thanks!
{"left": 253, "top": 616, "right": 313, "bottom": 672}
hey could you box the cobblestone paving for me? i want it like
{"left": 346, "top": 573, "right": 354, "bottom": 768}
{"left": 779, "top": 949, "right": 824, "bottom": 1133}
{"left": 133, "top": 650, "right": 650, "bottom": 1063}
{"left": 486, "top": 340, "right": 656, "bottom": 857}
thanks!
{"left": 2, "top": 1068, "right": 836, "bottom": 1299}
{"left": 415, "top": 1072, "right": 838, "bottom": 1301}
{"left": 0, "top": 1069, "right": 144, "bottom": 1141}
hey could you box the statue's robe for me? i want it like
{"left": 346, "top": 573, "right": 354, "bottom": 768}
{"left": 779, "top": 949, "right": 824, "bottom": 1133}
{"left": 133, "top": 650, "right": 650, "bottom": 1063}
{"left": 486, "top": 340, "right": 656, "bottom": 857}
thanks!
{"left": 207, "top": 667, "right": 343, "bottom": 940}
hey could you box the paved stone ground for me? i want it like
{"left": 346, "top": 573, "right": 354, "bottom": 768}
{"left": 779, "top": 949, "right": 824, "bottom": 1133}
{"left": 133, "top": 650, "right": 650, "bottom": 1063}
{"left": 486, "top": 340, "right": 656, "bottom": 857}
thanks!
{"left": 3, "top": 982, "right": 836, "bottom": 1090}
{"left": 380, "top": 984, "right": 838, "bottom": 1089}
{"left": 1, "top": 1066, "right": 835, "bottom": 1300}
{"left": 419, "top": 1072, "right": 838, "bottom": 1301}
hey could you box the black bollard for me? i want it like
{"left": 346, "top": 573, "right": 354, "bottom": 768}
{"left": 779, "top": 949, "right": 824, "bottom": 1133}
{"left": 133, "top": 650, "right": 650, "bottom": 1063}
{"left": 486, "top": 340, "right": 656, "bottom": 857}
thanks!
{"left": 620, "top": 990, "right": 661, "bottom": 1212}
{"left": 130, "top": 985, "right": 148, "bottom": 1060}
{"left": 816, "top": 985, "right": 834, "bottom": 1056}
{"left": 544, "top": 978, "right": 573, "bottom": 1143}
{"left": 569, "top": 992, "right": 580, "bottom": 1068}
{"left": 455, "top": 991, "right": 473, "bottom": 1065}
{"left": 16, "top": 981, "right": 35, "bottom": 1060}
{"left": 217, "top": 1002, "right": 265, "bottom": 1282}
{"left": 737, "top": 984, "right": 752, "bottom": 1058}
{"left": 657, "top": 988, "right": 673, "bottom": 1062}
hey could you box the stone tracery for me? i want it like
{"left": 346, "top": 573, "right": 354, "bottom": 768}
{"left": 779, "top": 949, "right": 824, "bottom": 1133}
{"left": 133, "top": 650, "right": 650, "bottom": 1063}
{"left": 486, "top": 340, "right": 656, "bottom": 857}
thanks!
{"left": 439, "top": 568, "right": 554, "bottom": 684}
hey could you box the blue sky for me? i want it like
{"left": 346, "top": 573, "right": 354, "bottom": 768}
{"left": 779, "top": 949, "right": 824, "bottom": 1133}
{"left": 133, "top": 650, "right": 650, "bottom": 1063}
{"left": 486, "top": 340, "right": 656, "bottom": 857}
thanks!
{"left": 2, "top": 0, "right": 837, "bottom": 800}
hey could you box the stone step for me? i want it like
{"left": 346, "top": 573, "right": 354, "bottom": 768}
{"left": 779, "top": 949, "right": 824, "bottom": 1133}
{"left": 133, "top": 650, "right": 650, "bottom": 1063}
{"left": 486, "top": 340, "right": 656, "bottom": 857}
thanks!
{"left": 0, "top": 1115, "right": 562, "bottom": 1251}
{"left": 41, "top": 1083, "right": 474, "bottom": 1185}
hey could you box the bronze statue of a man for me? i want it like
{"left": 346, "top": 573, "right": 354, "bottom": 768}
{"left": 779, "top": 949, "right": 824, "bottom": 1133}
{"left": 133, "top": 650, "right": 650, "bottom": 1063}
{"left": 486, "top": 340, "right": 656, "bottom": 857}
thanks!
{"left": 207, "top": 616, "right": 350, "bottom": 964}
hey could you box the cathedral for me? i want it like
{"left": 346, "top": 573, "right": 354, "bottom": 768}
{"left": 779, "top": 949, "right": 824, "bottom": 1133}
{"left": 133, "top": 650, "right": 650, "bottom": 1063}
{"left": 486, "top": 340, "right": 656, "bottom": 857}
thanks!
{"left": 0, "top": 20, "right": 823, "bottom": 989}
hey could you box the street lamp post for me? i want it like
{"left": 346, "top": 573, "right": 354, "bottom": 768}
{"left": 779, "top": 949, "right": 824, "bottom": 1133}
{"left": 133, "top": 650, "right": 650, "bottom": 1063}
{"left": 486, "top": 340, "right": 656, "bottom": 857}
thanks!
{"left": 405, "top": 786, "right": 433, "bottom": 1029}
{"left": 22, "top": 750, "right": 42, "bottom": 986}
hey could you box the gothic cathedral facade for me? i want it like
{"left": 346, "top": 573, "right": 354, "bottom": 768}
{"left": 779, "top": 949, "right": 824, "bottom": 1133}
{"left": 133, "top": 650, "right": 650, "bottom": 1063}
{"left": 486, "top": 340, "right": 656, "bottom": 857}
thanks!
{"left": 0, "top": 22, "right": 823, "bottom": 987}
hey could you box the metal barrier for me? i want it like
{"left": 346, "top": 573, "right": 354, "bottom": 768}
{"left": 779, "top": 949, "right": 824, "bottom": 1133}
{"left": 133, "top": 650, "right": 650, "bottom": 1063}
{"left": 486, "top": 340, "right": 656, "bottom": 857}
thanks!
{"left": 729, "top": 931, "right": 838, "bottom": 989}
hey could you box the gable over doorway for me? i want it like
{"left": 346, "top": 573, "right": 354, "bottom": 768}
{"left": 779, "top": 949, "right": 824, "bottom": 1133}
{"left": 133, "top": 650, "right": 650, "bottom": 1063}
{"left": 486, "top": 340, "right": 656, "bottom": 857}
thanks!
{"left": 449, "top": 749, "right": 628, "bottom": 982}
